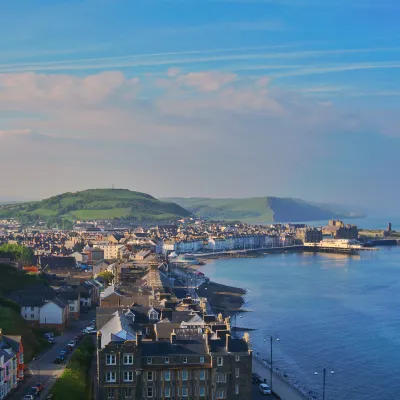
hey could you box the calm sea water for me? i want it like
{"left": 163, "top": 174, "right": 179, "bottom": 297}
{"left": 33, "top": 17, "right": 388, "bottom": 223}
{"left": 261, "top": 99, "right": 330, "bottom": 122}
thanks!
{"left": 200, "top": 245, "right": 400, "bottom": 400}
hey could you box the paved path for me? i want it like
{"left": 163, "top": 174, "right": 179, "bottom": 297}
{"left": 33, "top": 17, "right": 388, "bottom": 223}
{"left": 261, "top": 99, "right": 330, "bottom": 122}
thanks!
{"left": 11, "top": 310, "right": 95, "bottom": 399}
{"left": 253, "top": 358, "right": 308, "bottom": 400}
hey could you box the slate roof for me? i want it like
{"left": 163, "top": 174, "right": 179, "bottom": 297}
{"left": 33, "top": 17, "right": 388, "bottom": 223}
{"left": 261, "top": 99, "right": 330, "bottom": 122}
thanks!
{"left": 209, "top": 337, "right": 249, "bottom": 353}
{"left": 141, "top": 339, "right": 208, "bottom": 357}
{"left": 2, "top": 335, "right": 21, "bottom": 353}
{"left": 40, "top": 256, "right": 76, "bottom": 269}
{"left": 100, "top": 311, "right": 137, "bottom": 348}
{"left": 155, "top": 321, "right": 181, "bottom": 340}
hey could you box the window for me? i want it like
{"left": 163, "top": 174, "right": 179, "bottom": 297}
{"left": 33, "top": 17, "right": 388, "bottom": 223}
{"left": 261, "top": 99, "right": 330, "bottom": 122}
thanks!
{"left": 149, "top": 311, "right": 158, "bottom": 320}
{"left": 165, "top": 357, "right": 169, "bottom": 364}
{"left": 31, "top": 314, "right": 35, "bottom": 319}
{"left": 182, "top": 370, "right": 188, "bottom": 381}
{"left": 106, "top": 354, "right": 116, "bottom": 365}
{"left": 147, "top": 357, "right": 152, "bottom": 365}
{"left": 147, "top": 387, "right": 153, "bottom": 398}
{"left": 164, "top": 370, "right": 171, "bottom": 381}
{"left": 124, "top": 371, "right": 134, "bottom": 382}
{"left": 235, "top": 368, "right": 239, "bottom": 378}
{"left": 182, "top": 387, "right": 188, "bottom": 397}
{"left": 200, "top": 356, "right": 205, "bottom": 363}
{"left": 199, "top": 386, "right": 205, "bottom": 397}
{"left": 235, "top": 355, "right": 240, "bottom": 362}
{"left": 199, "top": 370, "right": 205, "bottom": 380}
{"left": 123, "top": 353, "right": 134, "bottom": 365}
{"left": 31, "top": 306, "right": 34, "bottom": 311}
{"left": 124, "top": 388, "right": 132, "bottom": 398}
{"left": 164, "top": 387, "right": 171, "bottom": 398}
{"left": 108, "top": 388, "right": 115, "bottom": 399}
{"left": 217, "top": 357, "right": 223, "bottom": 366}
{"left": 145, "top": 327, "right": 150, "bottom": 335}
{"left": 216, "top": 389, "right": 226, "bottom": 399}
{"left": 106, "top": 372, "right": 116, "bottom": 382}
{"left": 70, "top": 305, "right": 74, "bottom": 311}
{"left": 217, "top": 373, "right": 226, "bottom": 383}
{"left": 235, "top": 384, "right": 239, "bottom": 395}
{"left": 183, "top": 357, "right": 187, "bottom": 364}
{"left": 147, "top": 371, "right": 153, "bottom": 381}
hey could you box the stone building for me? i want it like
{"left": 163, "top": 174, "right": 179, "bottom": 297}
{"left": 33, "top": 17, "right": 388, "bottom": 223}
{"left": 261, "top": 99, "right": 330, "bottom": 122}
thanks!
{"left": 97, "top": 327, "right": 252, "bottom": 399}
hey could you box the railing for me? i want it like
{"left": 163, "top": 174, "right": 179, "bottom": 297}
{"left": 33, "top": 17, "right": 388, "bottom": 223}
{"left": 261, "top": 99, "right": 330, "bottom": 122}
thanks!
{"left": 254, "top": 353, "right": 317, "bottom": 400}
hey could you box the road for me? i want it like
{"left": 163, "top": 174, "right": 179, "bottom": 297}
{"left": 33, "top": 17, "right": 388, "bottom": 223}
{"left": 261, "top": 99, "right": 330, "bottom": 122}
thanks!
{"left": 253, "top": 358, "right": 311, "bottom": 400}
{"left": 252, "top": 384, "right": 280, "bottom": 400}
{"left": 11, "top": 310, "right": 95, "bottom": 399}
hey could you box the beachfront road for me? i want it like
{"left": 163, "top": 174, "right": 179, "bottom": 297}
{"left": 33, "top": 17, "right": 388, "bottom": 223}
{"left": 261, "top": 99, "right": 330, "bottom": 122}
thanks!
{"left": 11, "top": 310, "right": 95, "bottom": 399}
{"left": 252, "top": 384, "right": 279, "bottom": 399}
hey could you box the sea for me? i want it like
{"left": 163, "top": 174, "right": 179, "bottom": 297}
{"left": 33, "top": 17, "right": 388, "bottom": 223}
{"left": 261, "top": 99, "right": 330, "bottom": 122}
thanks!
{"left": 200, "top": 217, "right": 400, "bottom": 400}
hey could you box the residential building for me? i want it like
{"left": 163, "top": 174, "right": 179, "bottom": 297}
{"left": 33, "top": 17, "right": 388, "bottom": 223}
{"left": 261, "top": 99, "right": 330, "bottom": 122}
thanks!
{"left": 39, "top": 299, "right": 69, "bottom": 331}
{"left": 96, "top": 326, "right": 252, "bottom": 400}
{"left": 98, "top": 244, "right": 126, "bottom": 260}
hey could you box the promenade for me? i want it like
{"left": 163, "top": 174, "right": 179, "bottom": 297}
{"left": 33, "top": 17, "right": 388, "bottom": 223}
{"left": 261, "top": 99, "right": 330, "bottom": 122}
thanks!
{"left": 252, "top": 357, "right": 313, "bottom": 400}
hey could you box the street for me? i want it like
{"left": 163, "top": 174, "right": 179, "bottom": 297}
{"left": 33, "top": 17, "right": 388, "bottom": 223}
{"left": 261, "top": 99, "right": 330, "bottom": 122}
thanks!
{"left": 11, "top": 310, "right": 95, "bottom": 399}
{"left": 252, "top": 384, "right": 280, "bottom": 400}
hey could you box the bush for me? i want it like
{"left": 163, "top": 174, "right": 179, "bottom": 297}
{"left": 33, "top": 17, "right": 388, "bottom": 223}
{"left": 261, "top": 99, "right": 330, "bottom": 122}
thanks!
{"left": 52, "top": 337, "right": 95, "bottom": 400}
{"left": 0, "top": 297, "right": 21, "bottom": 313}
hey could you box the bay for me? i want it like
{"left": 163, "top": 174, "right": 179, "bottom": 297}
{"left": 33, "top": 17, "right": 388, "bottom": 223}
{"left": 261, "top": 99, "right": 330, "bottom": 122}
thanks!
{"left": 200, "top": 246, "right": 400, "bottom": 400}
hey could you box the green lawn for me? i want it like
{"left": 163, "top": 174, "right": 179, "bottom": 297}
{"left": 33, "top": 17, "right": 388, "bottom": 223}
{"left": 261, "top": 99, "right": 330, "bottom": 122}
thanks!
{"left": 70, "top": 207, "right": 132, "bottom": 219}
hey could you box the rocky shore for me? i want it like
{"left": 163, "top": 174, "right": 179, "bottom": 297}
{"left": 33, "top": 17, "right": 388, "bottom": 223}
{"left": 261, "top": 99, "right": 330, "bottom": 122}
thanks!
{"left": 196, "top": 280, "right": 246, "bottom": 317}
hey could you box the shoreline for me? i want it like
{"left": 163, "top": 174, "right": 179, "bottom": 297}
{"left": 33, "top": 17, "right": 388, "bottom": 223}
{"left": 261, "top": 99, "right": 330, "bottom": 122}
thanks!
{"left": 177, "top": 257, "right": 317, "bottom": 400}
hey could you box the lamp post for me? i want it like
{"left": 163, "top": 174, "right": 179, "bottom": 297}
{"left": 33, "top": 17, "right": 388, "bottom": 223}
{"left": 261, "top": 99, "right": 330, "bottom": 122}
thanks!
{"left": 314, "top": 367, "right": 334, "bottom": 400}
{"left": 263, "top": 335, "right": 280, "bottom": 392}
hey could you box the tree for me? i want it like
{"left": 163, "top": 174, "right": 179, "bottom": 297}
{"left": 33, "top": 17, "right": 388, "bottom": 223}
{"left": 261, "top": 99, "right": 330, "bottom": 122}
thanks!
{"left": 97, "top": 271, "right": 115, "bottom": 286}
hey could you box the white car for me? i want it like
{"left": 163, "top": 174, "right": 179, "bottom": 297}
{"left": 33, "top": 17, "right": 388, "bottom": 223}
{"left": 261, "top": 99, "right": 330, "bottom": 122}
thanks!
{"left": 259, "top": 383, "right": 272, "bottom": 395}
{"left": 67, "top": 340, "right": 76, "bottom": 348}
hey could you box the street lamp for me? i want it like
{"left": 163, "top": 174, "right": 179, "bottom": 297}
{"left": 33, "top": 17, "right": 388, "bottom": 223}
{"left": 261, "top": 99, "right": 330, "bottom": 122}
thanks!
{"left": 314, "top": 367, "right": 334, "bottom": 400}
{"left": 263, "top": 335, "right": 280, "bottom": 392}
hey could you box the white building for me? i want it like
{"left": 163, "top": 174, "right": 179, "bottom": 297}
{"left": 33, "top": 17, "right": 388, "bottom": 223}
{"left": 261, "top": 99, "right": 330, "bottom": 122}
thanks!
{"left": 97, "top": 244, "right": 126, "bottom": 260}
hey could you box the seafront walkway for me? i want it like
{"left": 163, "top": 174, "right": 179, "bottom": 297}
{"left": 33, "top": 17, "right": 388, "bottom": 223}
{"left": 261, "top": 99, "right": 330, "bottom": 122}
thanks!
{"left": 252, "top": 357, "right": 315, "bottom": 400}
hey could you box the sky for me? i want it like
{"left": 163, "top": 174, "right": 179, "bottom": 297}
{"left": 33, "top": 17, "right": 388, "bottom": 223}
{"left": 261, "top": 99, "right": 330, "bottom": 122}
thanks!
{"left": 0, "top": 0, "right": 399, "bottom": 214}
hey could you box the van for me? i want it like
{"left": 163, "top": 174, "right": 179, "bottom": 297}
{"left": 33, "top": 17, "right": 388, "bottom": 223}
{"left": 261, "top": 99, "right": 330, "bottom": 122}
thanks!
{"left": 259, "top": 383, "right": 272, "bottom": 395}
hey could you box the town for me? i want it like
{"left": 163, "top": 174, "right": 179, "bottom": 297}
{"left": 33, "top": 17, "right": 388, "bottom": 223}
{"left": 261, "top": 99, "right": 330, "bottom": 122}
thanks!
{"left": 0, "top": 217, "right": 395, "bottom": 400}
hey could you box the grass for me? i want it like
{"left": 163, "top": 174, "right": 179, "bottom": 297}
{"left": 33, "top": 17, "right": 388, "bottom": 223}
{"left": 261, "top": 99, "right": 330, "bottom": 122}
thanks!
{"left": 51, "top": 336, "right": 95, "bottom": 400}
{"left": 0, "top": 188, "right": 191, "bottom": 222}
{"left": 70, "top": 207, "right": 132, "bottom": 220}
{"left": 164, "top": 196, "right": 362, "bottom": 223}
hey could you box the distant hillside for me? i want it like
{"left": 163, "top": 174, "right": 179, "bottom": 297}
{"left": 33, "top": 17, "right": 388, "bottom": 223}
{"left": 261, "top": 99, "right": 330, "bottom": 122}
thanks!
{"left": 162, "top": 197, "right": 365, "bottom": 223}
{"left": 0, "top": 189, "right": 191, "bottom": 223}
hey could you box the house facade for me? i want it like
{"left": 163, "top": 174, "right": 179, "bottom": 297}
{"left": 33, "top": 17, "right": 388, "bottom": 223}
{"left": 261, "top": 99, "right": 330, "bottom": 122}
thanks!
{"left": 39, "top": 299, "right": 69, "bottom": 331}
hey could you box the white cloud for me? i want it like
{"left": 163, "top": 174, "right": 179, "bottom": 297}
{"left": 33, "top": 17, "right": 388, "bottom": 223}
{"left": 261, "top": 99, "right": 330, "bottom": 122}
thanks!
{"left": 175, "top": 71, "right": 237, "bottom": 92}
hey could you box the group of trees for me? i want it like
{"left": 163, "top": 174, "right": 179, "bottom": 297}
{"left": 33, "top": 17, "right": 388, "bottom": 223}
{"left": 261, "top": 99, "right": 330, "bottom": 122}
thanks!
{"left": 0, "top": 243, "right": 34, "bottom": 263}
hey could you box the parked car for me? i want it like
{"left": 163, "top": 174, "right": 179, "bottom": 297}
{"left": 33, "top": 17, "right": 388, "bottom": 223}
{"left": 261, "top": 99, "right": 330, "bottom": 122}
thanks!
{"left": 44, "top": 332, "right": 54, "bottom": 339}
{"left": 252, "top": 373, "right": 263, "bottom": 384}
{"left": 28, "top": 387, "right": 39, "bottom": 397}
{"left": 23, "top": 395, "right": 35, "bottom": 400}
{"left": 259, "top": 383, "right": 272, "bottom": 395}
{"left": 47, "top": 337, "right": 55, "bottom": 344}
{"left": 53, "top": 357, "right": 64, "bottom": 364}
{"left": 67, "top": 340, "right": 76, "bottom": 348}
{"left": 88, "top": 330, "right": 98, "bottom": 335}
{"left": 81, "top": 307, "right": 89, "bottom": 313}
{"left": 35, "top": 383, "right": 44, "bottom": 392}
{"left": 59, "top": 350, "right": 68, "bottom": 358}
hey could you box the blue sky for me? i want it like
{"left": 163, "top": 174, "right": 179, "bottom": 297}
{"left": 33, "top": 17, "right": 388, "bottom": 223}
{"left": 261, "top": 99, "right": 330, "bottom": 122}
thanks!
{"left": 1, "top": 0, "right": 399, "bottom": 214}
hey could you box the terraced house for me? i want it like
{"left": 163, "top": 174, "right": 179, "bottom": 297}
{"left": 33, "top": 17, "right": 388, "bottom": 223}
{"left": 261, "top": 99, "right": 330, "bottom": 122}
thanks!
{"left": 97, "top": 327, "right": 252, "bottom": 400}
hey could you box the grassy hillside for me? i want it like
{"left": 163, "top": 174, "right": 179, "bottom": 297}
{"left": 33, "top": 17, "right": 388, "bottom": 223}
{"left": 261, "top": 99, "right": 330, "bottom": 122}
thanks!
{"left": 0, "top": 189, "right": 191, "bottom": 223}
{"left": 163, "top": 196, "right": 365, "bottom": 223}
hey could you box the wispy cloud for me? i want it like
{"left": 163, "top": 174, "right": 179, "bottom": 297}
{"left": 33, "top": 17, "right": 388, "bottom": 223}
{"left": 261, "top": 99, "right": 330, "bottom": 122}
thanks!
{"left": 0, "top": 46, "right": 398, "bottom": 73}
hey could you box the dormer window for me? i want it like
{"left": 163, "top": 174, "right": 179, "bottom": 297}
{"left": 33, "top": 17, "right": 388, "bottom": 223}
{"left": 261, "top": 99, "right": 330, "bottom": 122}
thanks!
{"left": 148, "top": 309, "right": 158, "bottom": 321}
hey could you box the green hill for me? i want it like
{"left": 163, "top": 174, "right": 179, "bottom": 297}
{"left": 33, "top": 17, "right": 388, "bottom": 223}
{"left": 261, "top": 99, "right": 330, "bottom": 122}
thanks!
{"left": 0, "top": 189, "right": 191, "bottom": 223}
{"left": 162, "top": 196, "right": 365, "bottom": 223}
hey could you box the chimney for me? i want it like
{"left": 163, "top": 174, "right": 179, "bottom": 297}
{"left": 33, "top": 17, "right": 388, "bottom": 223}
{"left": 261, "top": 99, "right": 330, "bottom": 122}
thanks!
{"left": 96, "top": 330, "right": 102, "bottom": 350}
{"left": 225, "top": 334, "right": 231, "bottom": 352}
{"left": 170, "top": 331, "right": 177, "bottom": 345}
{"left": 136, "top": 332, "right": 142, "bottom": 348}
{"left": 204, "top": 329, "right": 212, "bottom": 348}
